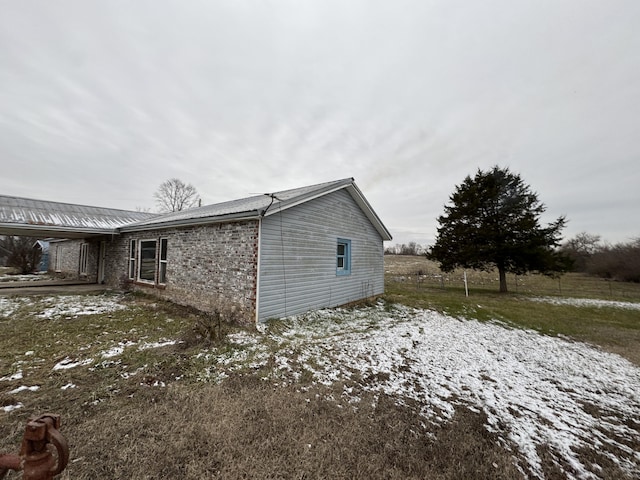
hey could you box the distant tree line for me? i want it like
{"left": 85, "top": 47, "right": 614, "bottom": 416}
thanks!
{"left": 384, "top": 242, "right": 426, "bottom": 256}
{"left": 561, "top": 233, "right": 640, "bottom": 283}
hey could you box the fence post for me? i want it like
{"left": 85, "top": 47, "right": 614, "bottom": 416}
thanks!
{"left": 463, "top": 271, "right": 469, "bottom": 297}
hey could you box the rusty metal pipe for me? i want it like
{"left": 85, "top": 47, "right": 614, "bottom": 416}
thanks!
{"left": 0, "top": 414, "right": 69, "bottom": 480}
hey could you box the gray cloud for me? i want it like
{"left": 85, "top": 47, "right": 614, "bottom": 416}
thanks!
{"left": 1, "top": 0, "right": 638, "bottom": 245}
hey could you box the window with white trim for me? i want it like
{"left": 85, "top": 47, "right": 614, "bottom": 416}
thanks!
{"left": 138, "top": 239, "right": 157, "bottom": 283}
{"left": 336, "top": 238, "right": 351, "bottom": 275}
{"left": 129, "top": 238, "right": 168, "bottom": 285}
{"left": 128, "top": 239, "right": 137, "bottom": 280}
{"left": 54, "top": 245, "right": 62, "bottom": 272}
{"left": 79, "top": 243, "right": 89, "bottom": 276}
{"left": 159, "top": 238, "right": 168, "bottom": 284}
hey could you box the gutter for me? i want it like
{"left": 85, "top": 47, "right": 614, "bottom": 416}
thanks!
{"left": 119, "top": 211, "right": 263, "bottom": 233}
{"left": 0, "top": 222, "right": 117, "bottom": 238}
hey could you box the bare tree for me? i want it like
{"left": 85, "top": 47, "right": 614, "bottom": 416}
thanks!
{"left": 153, "top": 178, "right": 200, "bottom": 213}
{"left": 586, "top": 238, "right": 640, "bottom": 282}
{"left": 0, "top": 236, "right": 42, "bottom": 274}
{"left": 561, "top": 232, "right": 601, "bottom": 272}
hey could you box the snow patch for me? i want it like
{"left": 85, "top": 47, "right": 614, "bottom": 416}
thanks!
{"left": 101, "top": 340, "right": 137, "bottom": 358}
{"left": 138, "top": 339, "right": 177, "bottom": 350}
{"left": 0, "top": 371, "right": 23, "bottom": 381}
{"left": 37, "top": 295, "right": 126, "bottom": 319}
{"left": 0, "top": 297, "right": 30, "bottom": 318}
{"left": 2, "top": 403, "right": 23, "bottom": 413}
{"left": 8, "top": 385, "right": 40, "bottom": 394}
{"left": 529, "top": 296, "right": 640, "bottom": 310}
{"left": 52, "top": 357, "right": 93, "bottom": 370}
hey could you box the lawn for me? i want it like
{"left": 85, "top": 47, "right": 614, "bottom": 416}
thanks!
{"left": 1, "top": 261, "right": 639, "bottom": 479}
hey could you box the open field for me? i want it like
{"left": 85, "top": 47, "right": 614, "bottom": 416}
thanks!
{"left": 385, "top": 254, "right": 640, "bottom": 301}
{"left": 385, "top": 255, "right": 640, "bottom": 365}
{"left": 1, "top": 264, "right": 639, "bottom": 479}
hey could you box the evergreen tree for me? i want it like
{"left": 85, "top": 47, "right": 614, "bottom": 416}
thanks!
{"left": 427, "top": 166, "right": 570, "bottom": 292}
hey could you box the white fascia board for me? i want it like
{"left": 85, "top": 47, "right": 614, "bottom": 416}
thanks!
{"left": 344, "top": 184, "right": 393, "bottom": 241}
{"left": 261, "top": 180, "right": 354, "bottom": 218}
{"left": 260, "top": 181, "right": 392, "bottom": 241}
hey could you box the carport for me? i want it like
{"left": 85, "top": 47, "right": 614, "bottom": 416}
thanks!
{"left": 0, "top": 193, "right": 155, "bottom": 286}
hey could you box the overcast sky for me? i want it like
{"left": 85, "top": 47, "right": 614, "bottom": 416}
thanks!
{"left": 1, "top": 0, "right": 638, "bottom": 246}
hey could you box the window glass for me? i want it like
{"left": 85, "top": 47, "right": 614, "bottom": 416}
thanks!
{"left": 79, "top": 243, "right": 89, "bottom": 275}
{"left": 139, "top": 240, "right": 157, "bottom": 282}
{"left": 160, "top": 238, "right": 168, "bottom": 261}
{"left": 337, "top": 239, "right": 351, "bottom": 275}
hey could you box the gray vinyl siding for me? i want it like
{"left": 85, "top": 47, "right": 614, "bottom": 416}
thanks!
{"left": 258, "top": 189, "right": 384, "bottom": 322}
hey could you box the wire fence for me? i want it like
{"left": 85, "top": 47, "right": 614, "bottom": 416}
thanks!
{"left": 386, "top": 271, "right": 640, "bottom": 301}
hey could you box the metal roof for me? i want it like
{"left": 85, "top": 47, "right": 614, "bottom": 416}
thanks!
{"left": 0, "top": 194, "right": 156, "bottom": 238}
{"left": 0, "top": 178, "right": 392, "bottom": 241}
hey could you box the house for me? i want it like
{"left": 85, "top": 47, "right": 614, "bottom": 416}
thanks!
{"left": 0, "top": 178, "right": 392, "bottom": 324}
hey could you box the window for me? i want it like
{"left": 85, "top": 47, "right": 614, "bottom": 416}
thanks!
{"left": 54, "top": 245, "right": 62, "bottom": 272}
{"left": 128, "top": 239, "right": 137, "bottom": 280}
{"left": 79, "top": 243, "right": 89, "bottom": 276}
{"left": 130, "top": 238, "right": 168, "bottom": 285}
{"left": 138, "top": 240, "right": 157, "bottom": 283}
{"left": 159, "top": 238, "right": 168, "bottom": 284}
{"left": 336, "top": 238, "right": 351, "bottom": 275}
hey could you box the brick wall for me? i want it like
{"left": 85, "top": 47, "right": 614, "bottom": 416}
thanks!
{"left": 48, "top": 239, "right": 99, "bottom": 282}
{"left": 103, "top": 220, "right": 260, "bottom": 324}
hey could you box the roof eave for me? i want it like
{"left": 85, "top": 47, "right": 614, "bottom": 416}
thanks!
{"left": 345, "top": 184, "right": 393, "bottom": 241}
{"left": 262, "top": 178, "right": 392, "bottom": 241}
{"left": 262, "top": 178, "right": 353, "bottom": 217}
{"left": 119, "top": 210, "right": 262, "bottom": 233}
{"left": 0, "top": 222, "right": 117, "bottom": 239}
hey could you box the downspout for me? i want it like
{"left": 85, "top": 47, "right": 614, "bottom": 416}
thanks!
{"left": 254, "top": 194, "right": 275, "bottom": 326}
{"left": 255, "top": 216, "right": 262, "bottom": 326}
{"left": 255, "top": 194, "right": 279, "bottom": 325}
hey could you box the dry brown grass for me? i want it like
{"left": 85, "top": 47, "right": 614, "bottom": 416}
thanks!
{"left": 0, "top": 293, "right": 526, "bottom": 479}
{"left": 26, "top": 376, "right": 524, "bottom": 480}
{"left": 2, "top": 278, "right": 639, "bottom": 479}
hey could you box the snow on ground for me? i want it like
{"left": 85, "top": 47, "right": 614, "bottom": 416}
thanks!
{"left": 0, "top": 297, "right": 30, "bottom": 318}
{"left": 8, "top": 385, "right": 40, "bottom": 394}
{"left": 0, "top": 295, "right": 127, "bottom": 319}
{"left": 529, "top": 296, "right": 640, "bottom": 310}
{"left": 52, "top": 357, "right": 94, "bottom": 371}
{"left": 2, "top": 293, "right": 638, "bottom": 477}
{"left": 0, "top": 272, "right": 54, "bottom": 283}
{"left": 2, "top": 403, "right": 23, "bottom": 413}
{"left": 0, "top": 371, "right": 23, "bottom": 382}
{"left": 209, "top": 303, "right": 640, "bottom": 479}
{"left": 138, "top": 339, "right": 178, "bottom": 350}
{"left": 36, "top": 295, "right": 127, "bottom": 318}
